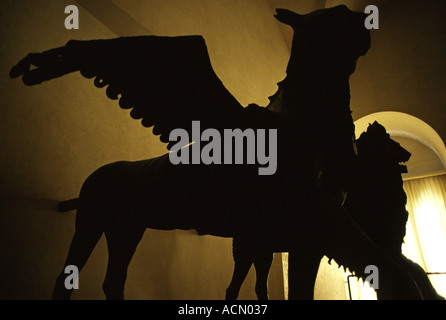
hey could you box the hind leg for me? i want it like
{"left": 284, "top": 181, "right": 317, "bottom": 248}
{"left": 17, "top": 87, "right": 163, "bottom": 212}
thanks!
{"left": 253, "top": 251, "right": 274, "bottom": 300}
{"left": 226, "top": 238, "right": 256, "bottom": 300}
{"left": 53, "top": 212, "right": 103, "bottom": 300}
{"left": 288, "top": 251, "right": 322, "bottom": 300}
{"left": 102, "top": 226, "right": 145, "bottom": 300}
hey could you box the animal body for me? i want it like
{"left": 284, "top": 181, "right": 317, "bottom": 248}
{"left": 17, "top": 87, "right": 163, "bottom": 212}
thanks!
{"left": 11, "top": 6, "right": 423, "bottom": 300}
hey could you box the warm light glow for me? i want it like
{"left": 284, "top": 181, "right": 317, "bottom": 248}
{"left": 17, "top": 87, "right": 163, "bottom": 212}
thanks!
{"left": 402, "top": 174, "right": 446, "bottom": 297}
{"left": 344, "top": 271, "right": 377, "bottom": 300}
{"left": 282, "top": 253, "right": 289, "bottom": 300}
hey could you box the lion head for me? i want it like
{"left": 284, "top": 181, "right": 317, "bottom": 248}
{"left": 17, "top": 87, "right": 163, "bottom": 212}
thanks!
{"left": 355, "top": 121, "right": 411, "bottom": 173}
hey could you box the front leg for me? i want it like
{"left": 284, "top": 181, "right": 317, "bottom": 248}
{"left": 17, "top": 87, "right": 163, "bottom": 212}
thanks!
{"left": 226, "top": 237, "right": 257, "bottom": 300}
{"left": 288, "top": 251, "right": 322, "bottom": 300}
{"left": 253, "top": 251, "right": 274, "bottom": 300}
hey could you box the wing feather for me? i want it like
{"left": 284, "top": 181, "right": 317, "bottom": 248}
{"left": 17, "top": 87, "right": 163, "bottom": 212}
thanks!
{"left": 11, "top": 36, "right": 268, "bottom": 149}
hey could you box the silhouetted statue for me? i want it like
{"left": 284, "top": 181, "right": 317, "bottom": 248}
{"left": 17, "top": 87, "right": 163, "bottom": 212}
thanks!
{"left": 346, "top": 122, "right": 443, "bottom": 300}
{"left": 232, "top": 122, "right": 443, "bottom": 300}
{"left": 10, "top": 5, "right": 424, "bottom": 300}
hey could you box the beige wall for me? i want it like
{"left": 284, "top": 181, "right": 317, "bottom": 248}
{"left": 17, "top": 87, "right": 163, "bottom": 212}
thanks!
{"left": 346, "top": 0, "right": 446, "bottom": 141}
{"left": 0, "top": 0, "right": 289, "bottom": 300}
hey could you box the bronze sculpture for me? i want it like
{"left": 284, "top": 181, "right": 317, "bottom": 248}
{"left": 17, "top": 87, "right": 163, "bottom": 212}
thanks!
{"left": 11, "top": 5, "right": 424, "bottom": 300}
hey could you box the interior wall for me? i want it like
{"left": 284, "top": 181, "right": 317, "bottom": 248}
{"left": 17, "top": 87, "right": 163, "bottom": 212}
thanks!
{"left": 0, "top": 0, "right": 290, "bottom": 300}
{"left": 343, "top": 0, "right": 446, "bottom": 143}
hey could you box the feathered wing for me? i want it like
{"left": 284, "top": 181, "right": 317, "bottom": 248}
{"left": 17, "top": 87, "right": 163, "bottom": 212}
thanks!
{"left": 10, "top": 35, "right": 268, "bottom": 149}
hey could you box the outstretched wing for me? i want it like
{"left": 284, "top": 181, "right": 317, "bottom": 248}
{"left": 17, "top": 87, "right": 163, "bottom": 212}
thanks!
{"left": 10, "top": 36, "right": 263, "bottom": 149}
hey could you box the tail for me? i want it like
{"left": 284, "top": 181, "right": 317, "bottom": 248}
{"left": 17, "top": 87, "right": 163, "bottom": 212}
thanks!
{"left": 58, "top": 198, "right": 79, "bottom": 212}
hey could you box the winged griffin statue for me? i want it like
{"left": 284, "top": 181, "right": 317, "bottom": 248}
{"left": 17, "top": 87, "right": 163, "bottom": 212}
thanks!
{"left": 10, "top": 5, "right": 424, "bottom": 299}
